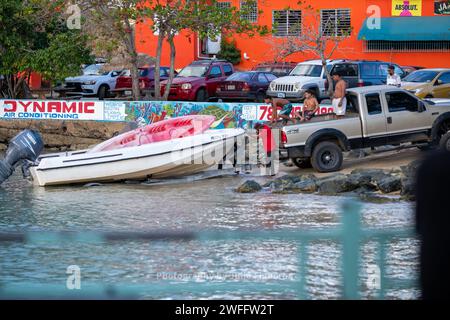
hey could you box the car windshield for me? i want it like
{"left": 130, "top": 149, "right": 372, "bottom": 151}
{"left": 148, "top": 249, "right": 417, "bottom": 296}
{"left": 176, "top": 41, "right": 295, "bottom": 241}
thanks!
{"left": 290, "top": 64, "right": 322, "bottom": 77}
{"left": 226, "top": 72, "right": 252, "bottom": 81}
{"left": 403, "top": 71, "right": 439, "bottom": 83}
{"left": 177, "top": 66, "right": 208, "bottom": 77}
{"left": 83, "top": 64, "right": 109, "bottom": 76}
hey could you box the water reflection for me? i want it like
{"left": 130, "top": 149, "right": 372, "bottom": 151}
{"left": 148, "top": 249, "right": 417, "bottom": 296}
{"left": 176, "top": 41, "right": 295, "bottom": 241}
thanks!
{"left": 0, "top": 171, "right": 418, "bottom": 299}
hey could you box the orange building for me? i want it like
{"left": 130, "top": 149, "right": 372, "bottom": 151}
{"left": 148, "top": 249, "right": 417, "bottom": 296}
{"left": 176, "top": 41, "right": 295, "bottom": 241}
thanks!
{"left": 135, "top": 0, "right": 450, "bottom": 71}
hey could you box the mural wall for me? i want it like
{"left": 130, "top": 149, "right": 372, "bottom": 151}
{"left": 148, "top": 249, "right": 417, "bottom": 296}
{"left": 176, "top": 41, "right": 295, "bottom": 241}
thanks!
{"left": 0, "top": 99, "right": 334, "bottom": 129}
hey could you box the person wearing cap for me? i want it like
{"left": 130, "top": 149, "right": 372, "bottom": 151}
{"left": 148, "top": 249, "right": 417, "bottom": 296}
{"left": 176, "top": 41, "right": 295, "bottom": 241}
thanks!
{"left": 386, "top": 65, "right": 401, "bottom": 87}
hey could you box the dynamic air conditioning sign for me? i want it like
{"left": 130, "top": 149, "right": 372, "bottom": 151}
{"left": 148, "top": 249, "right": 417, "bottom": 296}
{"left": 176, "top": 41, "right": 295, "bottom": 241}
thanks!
{"left": 0, "top": 100, "right": 104, "bottom": 120}
{"left": 435, "top": 0, "right": 450, "bottom": 14}
{"left": 392, "top": 0, "right": 422, "bottom": 16}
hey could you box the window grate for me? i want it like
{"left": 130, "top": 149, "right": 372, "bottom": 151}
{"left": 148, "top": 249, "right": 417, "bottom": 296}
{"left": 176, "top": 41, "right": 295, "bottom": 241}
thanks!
{"left": 321, "top": 9, "right": 351, "bottom": 37}
{"left": 272, "top": 10, "right": 302, "bottom": 37}
{"left": 364, "top": 41, "right": 450, "bottom": 52}
{"left": 240, "top": 0, "right": 258, "bottom": 22}
{"left": 216, "top": 1, "right": 231, "bottom": 10}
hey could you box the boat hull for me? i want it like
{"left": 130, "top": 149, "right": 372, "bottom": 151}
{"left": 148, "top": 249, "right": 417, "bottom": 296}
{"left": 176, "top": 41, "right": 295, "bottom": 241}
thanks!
{"left": 30, "top": 129, "right": 244, "bottom": 186}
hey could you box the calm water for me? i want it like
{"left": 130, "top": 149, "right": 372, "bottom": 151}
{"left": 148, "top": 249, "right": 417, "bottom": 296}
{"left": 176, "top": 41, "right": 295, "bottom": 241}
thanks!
{"left": 0, "top": 170, "right": 419, "bottom": 299}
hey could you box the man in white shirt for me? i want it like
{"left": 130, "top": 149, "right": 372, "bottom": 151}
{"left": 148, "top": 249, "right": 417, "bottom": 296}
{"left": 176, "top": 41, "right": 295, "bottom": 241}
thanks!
{"left": 386, "top": 65, "right": 401, "bottom": 87}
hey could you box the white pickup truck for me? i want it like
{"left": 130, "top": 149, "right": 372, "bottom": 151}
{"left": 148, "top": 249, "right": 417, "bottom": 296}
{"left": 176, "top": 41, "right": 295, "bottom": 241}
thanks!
{"left": 280, "top": 85, "right": 450, "bottom": 172}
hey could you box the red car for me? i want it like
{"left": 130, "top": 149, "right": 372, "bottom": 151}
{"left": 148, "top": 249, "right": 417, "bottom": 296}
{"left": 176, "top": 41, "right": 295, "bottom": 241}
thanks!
{"left": 112, "top": 66, "right": 171, "bottom": 96}
{"left": 216, "top": 71, "right": 277, "bottom": 102}
{"left": 160, "top": 60, "right": 234, "bottom": 101}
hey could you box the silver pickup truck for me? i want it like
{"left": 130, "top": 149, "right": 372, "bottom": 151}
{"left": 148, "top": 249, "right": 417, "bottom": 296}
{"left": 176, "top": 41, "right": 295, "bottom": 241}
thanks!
{"left": 280, "top": 85, "right": 450, "bottom": 172}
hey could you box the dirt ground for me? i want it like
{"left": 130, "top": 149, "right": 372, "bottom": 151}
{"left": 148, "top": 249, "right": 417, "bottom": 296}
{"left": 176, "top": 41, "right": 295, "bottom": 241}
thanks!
{"left": 280, "top": 147, "right": 424, "bottom": 177}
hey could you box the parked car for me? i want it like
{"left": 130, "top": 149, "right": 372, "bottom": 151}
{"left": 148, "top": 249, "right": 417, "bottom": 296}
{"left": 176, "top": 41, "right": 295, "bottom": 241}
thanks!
{"left": 267, "top": 59, "right": 405, "bottom": 102}
{"left": 57, "top": 64, "right": 122, "bottom": 100}
{"left": 280, "top": 86, "right": 450, "bottom": 172}
{"left": 160, "top": 59, "right": 234, "bottom": 101}
{"left": 111, "top": 66, "right": 172, "bottom": 97}
{"left": 252, "top": 62, "right": 297, "bottom": 77}
{"left": 329, "top": 60, "right": 406, "bottom": 87}
{"left": 216, "top": 71, "right": 277, "bottom": 102}
{"left": 401, "top": 68, "right": 450, "bottom": 99}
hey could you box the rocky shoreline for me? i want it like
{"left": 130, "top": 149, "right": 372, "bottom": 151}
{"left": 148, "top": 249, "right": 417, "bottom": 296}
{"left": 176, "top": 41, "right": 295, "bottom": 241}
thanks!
{"left": 236, "top": 160, "right": 421, "bottom": 203}
{"left": 0, "top": 120, "right": 130, "bottom": 151}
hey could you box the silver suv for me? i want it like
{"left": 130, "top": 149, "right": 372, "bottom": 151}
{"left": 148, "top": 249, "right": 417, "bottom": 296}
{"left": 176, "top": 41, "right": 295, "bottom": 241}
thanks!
{"left": 267, "top": 60, "right": 337, "bottom": 102}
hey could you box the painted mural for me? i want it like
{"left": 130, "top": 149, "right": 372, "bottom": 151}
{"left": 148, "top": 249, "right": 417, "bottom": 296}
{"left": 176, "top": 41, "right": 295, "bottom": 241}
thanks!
{"left": 1, "top": 99, "right": 334, "bottom": 128}
{"left": 121, "top": 101, "right": 334, "bottom": 129}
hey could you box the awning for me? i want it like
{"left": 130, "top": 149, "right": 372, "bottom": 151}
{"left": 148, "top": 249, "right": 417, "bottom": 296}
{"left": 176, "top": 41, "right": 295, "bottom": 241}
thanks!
{"left": 358, "top": 16, "right": 450, "bottom": 41}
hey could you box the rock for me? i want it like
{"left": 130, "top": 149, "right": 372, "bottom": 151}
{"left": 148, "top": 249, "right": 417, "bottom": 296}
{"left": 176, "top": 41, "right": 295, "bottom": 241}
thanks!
{"left": 295, "top": 179, "right": 317, "bottom": 193}
{"left": 236, "top": 180, "right": 262, "bottom": 193}
{"left": 400, "top": 160, "right": 422, "bottom": 180}
{"left": 358, "top": 193, "right": 400, "bottom": 204}
{"left": 0, "top": 143, "right": 6, "bottom": 151}
{"left": 317, "top": 174, "right": 359, "bottom": 195}
{"left": 346, "top": 172, "right": 377, "bottom": 190}
{"left": 377, "top": 176, "right": 402, "bottom": 194}
{"left": 263, "top": 174, "right": 316, "bottom": 189}
{"left": 270, "top": 181, "right": 301, "bottom": 194}
{"left": 400, "top": 178, "right": 416, "bottom": 201}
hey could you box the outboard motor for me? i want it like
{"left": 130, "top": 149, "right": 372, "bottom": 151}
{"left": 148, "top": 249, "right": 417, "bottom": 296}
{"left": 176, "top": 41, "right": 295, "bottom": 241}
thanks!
{"left": 0, "top": 130, "right": 44, "bottom": 184}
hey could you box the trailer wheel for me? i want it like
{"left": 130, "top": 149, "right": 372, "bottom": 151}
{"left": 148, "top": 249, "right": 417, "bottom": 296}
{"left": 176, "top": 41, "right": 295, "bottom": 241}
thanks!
{"left": 292, "top": 157, "right": 312, "bottom": 169}
{"left": 311, "top": 141, "right": 343, "bottom": 173}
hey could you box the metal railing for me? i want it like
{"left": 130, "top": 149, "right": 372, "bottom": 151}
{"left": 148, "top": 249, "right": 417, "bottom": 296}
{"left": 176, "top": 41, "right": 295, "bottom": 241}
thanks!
{"left": 0, "top": 200, "right": 418, "bottom": 299}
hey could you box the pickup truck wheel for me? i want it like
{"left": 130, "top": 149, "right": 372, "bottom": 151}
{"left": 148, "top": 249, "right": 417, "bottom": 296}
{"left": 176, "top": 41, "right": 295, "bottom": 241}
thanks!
{"left": 98, "top": 85, "right": 109, "bottom": 100}
{"left": 439, "top": 131, "right": 450, "bottom": 151}
{"left": 196, "top": 88, "right": 208, "bottom": 102}
{"left": 292, "top": 157, "right": 312, "bottom": 169}
{"left": 311, "top": 141, "right": 343, "bottom": 173}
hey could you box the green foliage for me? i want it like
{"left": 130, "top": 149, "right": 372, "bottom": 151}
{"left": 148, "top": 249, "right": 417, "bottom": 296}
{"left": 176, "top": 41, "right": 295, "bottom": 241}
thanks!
{"left": 217, "top": 39, "right": 241, "bottom": 65}
{"left": 0, "top": 0, "right": 92, "bottom": 96}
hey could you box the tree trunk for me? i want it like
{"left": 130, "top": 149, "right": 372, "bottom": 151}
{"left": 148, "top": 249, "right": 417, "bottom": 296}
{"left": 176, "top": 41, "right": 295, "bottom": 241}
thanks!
{"left": 130, "top": 54, "right": 140, "bottom": 101}
{"left": 163, "top": 35, "right": 176, "bottom": 101}
{"left": 154, "top": 32, "right": 165, "bottom": 100}
{"left": 323, "top": 59, "right": 334, "bottom": 99}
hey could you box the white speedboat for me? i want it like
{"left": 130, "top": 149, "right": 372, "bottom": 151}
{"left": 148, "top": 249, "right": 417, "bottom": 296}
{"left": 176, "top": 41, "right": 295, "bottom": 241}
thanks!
{"left": 29, "top": 128, "right": 244, "bottom": 186}
{"left": 19, "top": 115, "right": 245, "bottom": 186}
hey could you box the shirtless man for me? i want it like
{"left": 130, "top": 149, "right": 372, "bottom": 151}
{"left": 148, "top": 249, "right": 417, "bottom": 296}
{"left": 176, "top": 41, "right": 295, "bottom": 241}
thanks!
{"left": 294, "top": 89, "right": 319, "bottom": 122}
{"left": 332, "top": 71, "right": 347, "bottom": 119}
{"left": 265, "top": 97, "right": 293, "bottom": 124}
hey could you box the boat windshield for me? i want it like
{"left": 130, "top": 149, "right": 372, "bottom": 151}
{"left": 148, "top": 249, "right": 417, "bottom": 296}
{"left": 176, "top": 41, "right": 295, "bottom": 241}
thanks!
{"left": 177, "top": 66, "right": 208, "bottom": 77}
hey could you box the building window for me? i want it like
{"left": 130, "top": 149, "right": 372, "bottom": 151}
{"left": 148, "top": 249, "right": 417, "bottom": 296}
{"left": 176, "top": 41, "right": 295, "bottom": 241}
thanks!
{"left": 321, "top": 9, "right": 351, "bottom": 37}
{"left": 272, "top": 10, "right": 302, "bottom": 37}
{"left": 365, "top": 40, "right": 450, "bottom": 52}
{"left": 216, "top": 1, "right": 231, "bottom": 10}
{"left": 240, "top": 0, "right": 258, "bottom": 22}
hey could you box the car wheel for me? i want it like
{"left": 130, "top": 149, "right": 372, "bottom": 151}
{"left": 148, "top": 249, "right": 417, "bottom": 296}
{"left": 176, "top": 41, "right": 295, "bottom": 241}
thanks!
{"left": 196, "top": 88, "right": 208, "bottom": 102}
{"left": 255, "top": 92, "right": 265, "bottom": 103}
{"left": 439, "top": 131, "right": 450, "bottom": 151}
{"left": 292, "top": 157, "right": 312, "bottom": 169}
{"left": 425, "top": 94, "right": 434, "bottom": 99}
{"left": 98, "top": 85, "right": 109, "bottom": 100}
{"left": 311, "top": 141, "right": 343, "bottom": 173}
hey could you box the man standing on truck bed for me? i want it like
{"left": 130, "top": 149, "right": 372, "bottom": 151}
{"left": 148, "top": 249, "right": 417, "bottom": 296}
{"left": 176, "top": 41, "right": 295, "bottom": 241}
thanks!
{"left": 332, "top": 71, "right": 347, "bottom": 119}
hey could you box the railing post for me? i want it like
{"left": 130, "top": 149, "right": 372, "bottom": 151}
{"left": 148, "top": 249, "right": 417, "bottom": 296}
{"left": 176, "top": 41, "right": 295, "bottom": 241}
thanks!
{"left": 341, "top": 200, "right": 362, "bottom": 300}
